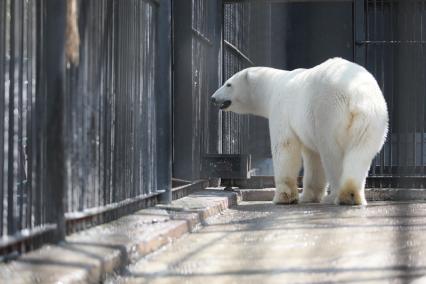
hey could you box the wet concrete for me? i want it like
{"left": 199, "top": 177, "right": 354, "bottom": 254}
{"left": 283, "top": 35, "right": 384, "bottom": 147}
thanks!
{"left": 110, "top": 201, "right": 426, "bottom": 284}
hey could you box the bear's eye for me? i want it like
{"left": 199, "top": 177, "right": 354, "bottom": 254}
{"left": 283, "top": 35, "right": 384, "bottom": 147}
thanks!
{"left": 226, "top": 83, "right": 232, "bottom": 87}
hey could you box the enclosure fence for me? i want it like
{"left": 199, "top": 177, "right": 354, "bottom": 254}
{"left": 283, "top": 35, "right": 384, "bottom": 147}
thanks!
{"left": 0, "top": 0, "right": 64, "bottom": 259}
{"left": 358, "top": 0, "right": 426, "bottom": 187}
{"left": 2, "top": 0, "right": 426, "bottom": 261}
{"left": 0, "top": 0, "right": 172, "bottom": 260}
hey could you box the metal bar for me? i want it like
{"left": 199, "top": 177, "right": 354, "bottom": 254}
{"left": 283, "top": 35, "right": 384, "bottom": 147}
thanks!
{"left": 380, "top": 0, "right": 385, "bottom": 175}
{"left": 0, "top": 224, "right": 56, "bottom": 252}
{"left": 402, "top": 1, "right": 409, "bottom": 173}
{"left": 209, "top": 0, "right": 223, "bottom": 155}
{"left": 24, "top": 0, "right": 33, "bottom": 231}
{"left": 17, "top": 0, "right": 25, "bottom": 231}
{"left": 172, "top": 0, "right": 195, "bottom": 180}
{"left": 65, "top": 191, "right": 162, "bottom": 234}
{"left": 7, "top": 0, "right": 17, "bottom": 236}
{"left": 112, "top": 0, "right": 119, "bottom": 204}
{"left": 43, "top": 0, "right": 66, "bottom": 241}
{"left": 192, "top": 28, "right": 213, "bottom": 46}
{"left": 394, "top": 0, "right": 401, "bottom": 177}
{"left": 0, "top": 0, "right": 7, "bottom": 236}
{"left": 65, "top": 192, "right": 162, "bottom": 220}
{"left": 412, "top": 0, "right": 417, "bottom": 171}
{"left": 422, "top": 0, "right": 426, "bottom": 172}
{"left": 157, "top": 0, "right": 172, "bottom": 203}
{"left": 34, "top": 0, "right": 42, "bottom": 227}
{"left": 388, "top": 0, "right": 394, "bottom": 173}
{"left": 224, "top": 40, "right": 254, "bottom": 68}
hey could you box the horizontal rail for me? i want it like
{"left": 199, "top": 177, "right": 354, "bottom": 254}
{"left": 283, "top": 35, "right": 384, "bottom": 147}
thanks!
{"left": 224, "top": 40, "right": 255, "bottom": 66}
{"left": 172, "top": 179, "right": 211, "bottom": 200}
{"left": 0, "top": 225, "right": 57, "bottom": 261}
{"left": 65, "top": 191, "right": 164, "bottom": 234}
{"left": 65, "top": 192, "right": 164, "bottom": 220}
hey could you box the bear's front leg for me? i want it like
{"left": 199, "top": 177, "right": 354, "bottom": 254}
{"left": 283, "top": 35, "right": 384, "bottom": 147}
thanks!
{"left": 271, "top": 138, "right": 302, "bottom": 204}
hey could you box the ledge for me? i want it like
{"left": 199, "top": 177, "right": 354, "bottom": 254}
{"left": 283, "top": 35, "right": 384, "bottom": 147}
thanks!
{"left": 0, "top": 189, "right": 238, "bottom": 284}
{"left": 237, "top": 188, "right": 426, "bottom": 202}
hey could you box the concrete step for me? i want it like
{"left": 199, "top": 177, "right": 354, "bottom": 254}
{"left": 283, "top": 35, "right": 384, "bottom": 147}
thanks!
{"left": 237, "top": 188, "right": 426, "bottom": 202}
{"left": 0, "top": 189, "right": 237, "bottom": 284}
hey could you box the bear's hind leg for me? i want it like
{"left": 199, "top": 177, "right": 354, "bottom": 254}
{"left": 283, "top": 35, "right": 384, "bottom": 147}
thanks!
{"left": 319, "top": 150, "right": 343, "bottom": 204}
{"left": 335, "top": 147, "right": 375, "bottom": 205}
{"left": 271, "top": 138, "right": 302, "bottom": 205}
{"left": 336, "top": 149, "right": 371, "bottom": 205}
{"left": 299, "top": 147, "right": 327, "bottom": 203}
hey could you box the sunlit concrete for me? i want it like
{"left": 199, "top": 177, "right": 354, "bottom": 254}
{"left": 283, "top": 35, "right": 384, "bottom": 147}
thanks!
{"left": 112, "top": 201, "right": 426, "bottom": 284}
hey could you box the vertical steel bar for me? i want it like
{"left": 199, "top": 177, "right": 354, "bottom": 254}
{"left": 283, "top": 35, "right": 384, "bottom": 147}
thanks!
{"left": 44, "top": 0, "right": 66, "bottom": 241}
{"left": 112, "top": 0, "right": 119, "bottom": 203}
{"left": 412, "top": 0, "right": 418, "bottom": 172}
{"left": 422, "top": 0, "right": 425, "bottom": 173}
{"left": 379, "top": 0, "right": 385, "bottom": 176}
{"left": 412, "top": 0, "right": 419, "bottom": 172}
{"left": 141, "top": 1, "right": 147, "bottom": 195}
{"left": 24, "top": 0, "right": 33, "bottom": 230}
{"left": 0, "top": 0, "right": 7, "bottom": 236}
{"left": 172, "top": 0, "right": 195, "bottom": 180}
{"left": 373, "top": 0, "right": 378, "bottom": 175}
{"left": 17, "top": 0, "right": 25, "bottom": 231}
{"left": 394, "top": 0, "right": 401, "bottom": 177}
{"left": 8, "top": 0, "right": 17, "bottom": 235}
{"left": 34, "top": 0, "right": 42, "bottom": 227}
{"left": 403, "top": 2, "right": 409, "bottom": 173}
{"left": 389, "top": 0, "right": 394, "bottom": 174}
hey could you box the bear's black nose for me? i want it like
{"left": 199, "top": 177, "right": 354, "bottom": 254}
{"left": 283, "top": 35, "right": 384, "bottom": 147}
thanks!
{"left": 210, "top": 97, "right": 216, "bottom": 104}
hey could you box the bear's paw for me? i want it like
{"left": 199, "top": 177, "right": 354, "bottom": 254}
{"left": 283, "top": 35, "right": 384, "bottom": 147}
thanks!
{"left": 272, "top": 190, "right": 298, "bottom": 205}
{"left": 336, "top": 179, "right": 367, "bottom": 206}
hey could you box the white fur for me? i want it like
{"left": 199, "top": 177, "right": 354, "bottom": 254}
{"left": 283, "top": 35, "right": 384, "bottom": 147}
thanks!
{"left": 211, "top": 58, "right": 388, "bottom": 205}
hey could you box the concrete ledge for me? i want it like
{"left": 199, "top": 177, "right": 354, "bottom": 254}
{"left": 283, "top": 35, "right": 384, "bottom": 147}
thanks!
{"left": 0, "top": 190, "right": 237, "bottom": 284}
{"left": 238, "top": 188, "right": 426, "bottom": 202}
{"left": 366, "top": 188, "right": 426, "bottom": 201}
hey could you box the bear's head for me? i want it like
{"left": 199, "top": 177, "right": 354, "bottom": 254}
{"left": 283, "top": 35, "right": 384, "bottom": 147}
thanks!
{"left": 210, "top": 69, "right": 253, "bottom": 115}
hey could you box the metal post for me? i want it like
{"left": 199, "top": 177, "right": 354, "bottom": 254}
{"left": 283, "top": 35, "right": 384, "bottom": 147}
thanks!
{"left": 43, "top": 0, "right": 66, "bottom": 241}
{"left": 354, "top": 0, "right": 366, "bottom": 66}
{"left": 172, "top": 0, "right": 193, "bottom": 180}
{"left": 157, "top": 0, "right": 172, "bottom": 204}
{"left": 210, "top": 0, "right": 223, "bottom": 155}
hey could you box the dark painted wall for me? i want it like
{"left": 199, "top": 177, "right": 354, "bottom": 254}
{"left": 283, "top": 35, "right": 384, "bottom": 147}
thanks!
{"left": 281, "top": 2, "right": 353, "bottom": 69}
{"left": 248, "top": 2, "right": 354, "bottom": 174}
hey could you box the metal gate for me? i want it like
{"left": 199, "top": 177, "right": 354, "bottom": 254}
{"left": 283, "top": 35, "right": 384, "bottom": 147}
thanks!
{"left": 356, "top": 0, "right": 426, "bottom": 187}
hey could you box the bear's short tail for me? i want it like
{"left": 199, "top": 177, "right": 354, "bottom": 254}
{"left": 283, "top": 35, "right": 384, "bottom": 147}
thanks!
{"left": 344, "top": 84, "right": 388, "bottom": 153}
{"left": 338, "top": 85, "right": 388, "bottom": 204}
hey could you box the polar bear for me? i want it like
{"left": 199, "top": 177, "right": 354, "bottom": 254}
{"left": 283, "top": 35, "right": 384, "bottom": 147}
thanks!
{"left": 211, "top": 58, "right": 388, "bottom": 205}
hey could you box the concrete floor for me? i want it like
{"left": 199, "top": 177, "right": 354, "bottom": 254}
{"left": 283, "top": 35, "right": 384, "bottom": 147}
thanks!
{"left": 110, "top": 201, "right": 426, "bottom": 284}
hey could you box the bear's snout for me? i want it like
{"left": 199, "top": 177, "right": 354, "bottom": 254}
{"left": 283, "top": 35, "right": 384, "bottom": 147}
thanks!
{"left": 210, "top": 94, "right": 232, "bottom": 110}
